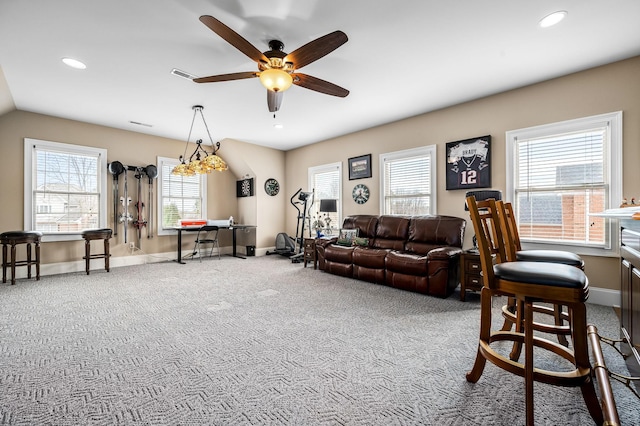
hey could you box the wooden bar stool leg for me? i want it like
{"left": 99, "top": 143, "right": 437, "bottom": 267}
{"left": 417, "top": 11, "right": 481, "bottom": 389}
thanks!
{"left": 85, "top": 238, "right": 91, "bottom": 275}
{"left": 26, "top": 243, "right": 32, "bottom": 279}
{"left": 466, "top": 286, "right": 492, "bottom": 383}
{"left": 2, "top": 243, "right": 7, "bottom": 283}
{"left": 524, "top": 299, "right": 534, "bottom": 426}
{"left": 10, "top": 243, "right": 17, "bottom": 285}
{"left": 510, "top": 300, "right": 524, "bottom": 361}
{"left": 104, "top": 237, "right": 110, "bottom": 272}
{"left": 554, "top": 304, "right": 569, "bottom": 346}
{"left": 35, "top": 241, "right": 40, "bottom": 281}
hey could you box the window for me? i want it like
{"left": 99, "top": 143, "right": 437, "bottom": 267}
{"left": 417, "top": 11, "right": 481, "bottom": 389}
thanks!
{"left": 157, "top": 156, "right": 207, "bottom": 236}
{"left": 506, "top": 111, "right": 622, "bottom": 255}
{"left": 24, "top": 138, "right": 107, "bottom": 240}
{"left": 308, "top": 162, "right": 341, "bottom": 234}
{"left": 380, "top": 145, "right": 437, "bottom": 215}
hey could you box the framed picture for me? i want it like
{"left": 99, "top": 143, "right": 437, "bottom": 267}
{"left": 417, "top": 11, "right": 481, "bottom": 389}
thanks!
{"left": 445, "top": 135, "right": 491, "bottom": 190}
{"left": 348, "top": 154, "right": 372, "bottom": 180}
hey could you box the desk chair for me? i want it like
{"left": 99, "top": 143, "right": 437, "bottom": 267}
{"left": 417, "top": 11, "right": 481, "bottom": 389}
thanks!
{"left": 498, "top": 201, "right": 584, "bottom": 351}
{"left": 192, "top": 226, "right": 220, "bottom": 261}
{"left": 465, "top": 196, "right": 603, "bottom": 426}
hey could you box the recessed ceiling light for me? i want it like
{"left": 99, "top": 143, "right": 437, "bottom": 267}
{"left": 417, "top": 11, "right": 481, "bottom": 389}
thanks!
{"left": 538, "top": 11, "right": 567, "bottom": 28}
{"left": 274, "top": 123, "right": 284, "bottom": 129}
{"left": 62, "top": 57, "right": 87, "bottom": 69}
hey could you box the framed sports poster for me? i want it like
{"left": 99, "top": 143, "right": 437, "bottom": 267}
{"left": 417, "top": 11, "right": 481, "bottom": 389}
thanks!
{"left": 445, "top": 135, "right": 491, "bottom": 190}
{"left": 348, "top": 154, "right": 372, "bottom": 180}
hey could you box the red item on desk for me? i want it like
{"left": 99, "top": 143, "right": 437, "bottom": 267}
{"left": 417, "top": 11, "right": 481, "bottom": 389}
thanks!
{"left": 179, "top": 220, "right": 207, "bottom": 226}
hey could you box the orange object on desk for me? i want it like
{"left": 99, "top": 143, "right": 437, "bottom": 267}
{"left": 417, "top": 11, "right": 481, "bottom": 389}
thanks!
{"left": 179, "top": 220, "right": 207, "bottom": 226}
{"left": 632, "top": 212, "right": 640, "bottom": 220}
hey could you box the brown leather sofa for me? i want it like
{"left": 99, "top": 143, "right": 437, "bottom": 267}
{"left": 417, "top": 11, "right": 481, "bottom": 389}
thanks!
{"left": 316, "top": 215, "right": 466, "bottom": 298}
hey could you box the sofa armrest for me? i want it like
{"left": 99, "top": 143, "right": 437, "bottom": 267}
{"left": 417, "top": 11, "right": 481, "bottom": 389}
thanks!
{"left": 315, "top": 237, "right": 338, "bottom": 249}
{"left": 426, "top": 246, "right": 463, "bottom": 260}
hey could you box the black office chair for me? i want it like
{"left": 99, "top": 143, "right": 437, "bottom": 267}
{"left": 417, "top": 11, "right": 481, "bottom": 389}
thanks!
{"left": 192, "top": 226, "right": 220, "bottom": 261}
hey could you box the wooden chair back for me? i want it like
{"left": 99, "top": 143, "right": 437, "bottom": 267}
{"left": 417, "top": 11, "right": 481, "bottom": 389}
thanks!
{"left": 497, "top": 201, "right": 521, "bottom": 262}
{"left": 466, "top": 195, "right": 506, "bottom": 290}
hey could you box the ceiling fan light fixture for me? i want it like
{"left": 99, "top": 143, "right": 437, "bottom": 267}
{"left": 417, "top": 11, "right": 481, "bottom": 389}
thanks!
{"left": 259, "top": 69, "right": 293, "bottom": 92}
{"left": 539, "top": 11, "right": 567, "bottom": 28}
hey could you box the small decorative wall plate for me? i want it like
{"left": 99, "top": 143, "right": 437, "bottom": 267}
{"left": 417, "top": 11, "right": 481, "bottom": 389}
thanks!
{"left": 352, "top": 184, "right": 370, "bottom": 204}
{"left": 264, "top": 178, "right": 280, "bottom": 196}
{"left": 236, "top": 177, "right": 254, "bottom": 197}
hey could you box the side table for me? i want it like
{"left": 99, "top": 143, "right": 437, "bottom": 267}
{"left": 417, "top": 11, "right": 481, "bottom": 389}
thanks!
{"left": 460, "top": 249, "right": 483, "bottom": 301}
{"left": 303, "top": 238, "right": 317, "bottom": 269}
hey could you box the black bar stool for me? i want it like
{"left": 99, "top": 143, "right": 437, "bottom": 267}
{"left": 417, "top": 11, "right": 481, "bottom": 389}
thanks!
{"left": 81, "top": 229, "right": 112, "bottom": 275}
{"left": 1, "top": 231, "right": 43, "bottom": 285}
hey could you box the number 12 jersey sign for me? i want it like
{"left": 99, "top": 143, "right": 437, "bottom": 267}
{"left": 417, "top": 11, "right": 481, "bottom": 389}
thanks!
{"left": 445, "top": 135, "right": 491, "bottom": 190}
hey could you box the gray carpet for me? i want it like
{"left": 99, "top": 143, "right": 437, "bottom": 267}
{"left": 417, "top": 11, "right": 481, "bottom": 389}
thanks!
{"left": 0, "top": 256, "right": 638, "bottom": 425}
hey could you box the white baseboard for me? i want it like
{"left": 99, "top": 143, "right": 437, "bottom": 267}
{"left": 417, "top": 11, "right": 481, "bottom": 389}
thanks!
{"left": 587, "top": 286, "right": 621, "bottom": 307}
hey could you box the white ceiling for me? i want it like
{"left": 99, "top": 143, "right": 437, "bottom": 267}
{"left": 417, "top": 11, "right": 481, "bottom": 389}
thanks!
{"left": 1, "top": 0, "right": 639, "bottom": 151}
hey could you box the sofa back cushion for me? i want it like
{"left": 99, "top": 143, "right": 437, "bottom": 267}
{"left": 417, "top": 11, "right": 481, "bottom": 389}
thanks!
{"left": 405, "top": 215, "right": 466, "bottom": 254}
{"left": 373, "top": 216, "right": 410, "bottom": 250}
{"left": 342, "top": 215, "right": 379, "bottom": 239}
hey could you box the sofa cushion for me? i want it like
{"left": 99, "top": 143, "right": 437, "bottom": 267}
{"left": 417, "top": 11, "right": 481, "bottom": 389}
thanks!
{"left": 385, "top": 250, "right": 428, "bottom": 275}
{"left": 405, "top": 216, "right": 465, "bottom": 254}
{"left": 342, "top": 215, "right": 378, "bottom": 239}
{"left": 372, "top": 216, "right": 410, "bottom": 250}
{"left": 324, "top": 244, "right": 355, "bottom": 263}
{"left": 352, "top": 246, "right": 388, "bottom": 269}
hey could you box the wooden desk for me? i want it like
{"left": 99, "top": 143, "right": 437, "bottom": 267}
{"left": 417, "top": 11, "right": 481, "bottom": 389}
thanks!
{"left": 173, "top": 225, "right": 255, "bottom": 264}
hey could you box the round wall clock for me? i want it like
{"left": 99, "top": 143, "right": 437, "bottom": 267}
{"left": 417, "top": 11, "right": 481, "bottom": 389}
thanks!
{"left": 352, "top": 184, "right": 370, "bottom": 204}
{"left": 264, "top": 178, "right": 280, "bottom": 196}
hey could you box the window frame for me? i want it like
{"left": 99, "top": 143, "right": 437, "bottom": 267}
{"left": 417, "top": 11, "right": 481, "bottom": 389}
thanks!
{"left": 156, "top": 156, "right": 207, "bottom": 236}
{"left": 308, "top": 162, "right": 342, "bottom": 234}
{"left": 379, "top": 145, "right": 437, "bottom": 216}
{"left": 505, "top": 111, "right": 622, "bottom": 257}
{"left": 23, "top": 138, "right": 107, "bottom": 242}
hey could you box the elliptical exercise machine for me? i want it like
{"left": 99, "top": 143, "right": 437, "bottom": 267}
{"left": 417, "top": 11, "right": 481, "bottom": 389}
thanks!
{"left": 289, "top": 188, "right": 314, "bottom": 263}
{"left": 266, "top": 188, "right": 314, "bottom": 262}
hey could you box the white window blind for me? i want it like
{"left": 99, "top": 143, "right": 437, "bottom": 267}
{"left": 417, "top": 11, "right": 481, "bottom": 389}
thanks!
{"left": 380, "top": 146, "right": 436, "bottom": 215}
{"left": 506, "top": 111, "right": 622, "bottom": 253}
{"left": 24, "top": 138, "right": 107, "bottom": 237}
{"left": 157, "top": 157, "right": 206, "bottom": 234}
{"left": 515, "top": 130, "right": 606, "bottom": 245}
{"left": 308, "top": 162, "right": 341, "bottom": 234}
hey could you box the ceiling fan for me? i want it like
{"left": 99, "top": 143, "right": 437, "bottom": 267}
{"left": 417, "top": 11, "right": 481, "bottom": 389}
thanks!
{"left": 193, "top": 15, "right": 349, "bottom": 112}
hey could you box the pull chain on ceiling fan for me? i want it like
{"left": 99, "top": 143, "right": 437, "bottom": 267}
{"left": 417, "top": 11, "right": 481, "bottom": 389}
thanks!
{"left": 193, "top": 15, "right": 349, "bottom": 112}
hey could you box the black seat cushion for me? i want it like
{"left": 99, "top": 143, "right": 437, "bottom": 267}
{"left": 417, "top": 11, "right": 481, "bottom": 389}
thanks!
{"left": 494, "top": 261, "right": 587, "bottom": 288}
{"left": 516, "top": 250, "right": 584, "bottom": 268}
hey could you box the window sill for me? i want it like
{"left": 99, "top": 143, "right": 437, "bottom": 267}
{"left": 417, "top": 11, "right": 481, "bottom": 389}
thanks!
{"left": 521, "top": 241, "right": 619, "bottom": 258}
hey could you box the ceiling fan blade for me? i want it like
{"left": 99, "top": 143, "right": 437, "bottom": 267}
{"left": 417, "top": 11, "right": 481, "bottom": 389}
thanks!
{"left": 200, "top": 15, "right": 269, "bottom": 64}
{"left": 193, "top": 72, "right": 258, "bottom": 83}
{"left": 285, "top": 31, "right": 348, "bottom": 69}
{"left": 292, "top": 73, "right": 349, "bottom": 97}
{"left": 267, "top": 90, "right": 284, "bottom": 112}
